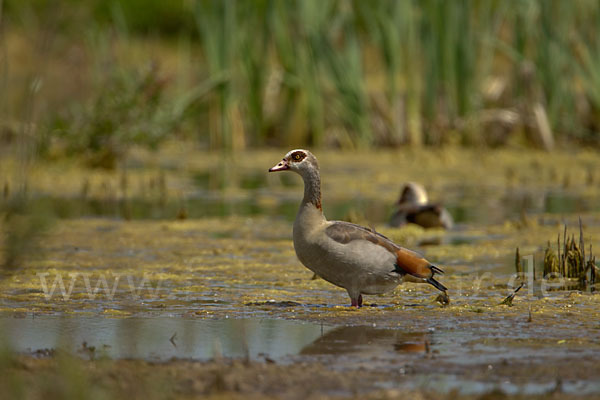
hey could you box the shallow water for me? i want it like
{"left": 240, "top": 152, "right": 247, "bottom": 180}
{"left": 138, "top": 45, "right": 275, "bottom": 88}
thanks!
{"left": 0, "top": 316, "right": 332, "bottom": 361}
{"left": 21, "top": 181, "right": 600, "bottom": 227}
{"left": 5, "top": 147, "right": 600, "bottom": 227}
{"left": 3, "top": 314, "right": 600, "bottom": 396}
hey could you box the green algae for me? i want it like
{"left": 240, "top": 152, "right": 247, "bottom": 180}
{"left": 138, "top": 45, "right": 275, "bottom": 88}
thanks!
{"left": 0, "top": 213, "right": 598, "bottom": 329}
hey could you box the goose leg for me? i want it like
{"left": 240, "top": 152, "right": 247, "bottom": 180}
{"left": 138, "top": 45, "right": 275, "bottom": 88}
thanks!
{"left": 347, "top": 289, "right": 363, "bottom": 308}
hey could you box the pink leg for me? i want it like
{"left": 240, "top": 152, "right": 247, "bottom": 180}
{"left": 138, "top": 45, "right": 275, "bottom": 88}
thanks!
{"left": 349, "top": 295, "right": 363, "bottom": 308}
{"left": 347, "top": 289, "right": 362, "bottom": 308}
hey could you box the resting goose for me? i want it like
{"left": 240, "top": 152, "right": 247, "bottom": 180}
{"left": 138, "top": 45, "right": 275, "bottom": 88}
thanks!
{"left": 389, "top": 182, "right": 454, "bottom": 229}
{"left": 269, "top": 149, "right": 447, "bottom": 307}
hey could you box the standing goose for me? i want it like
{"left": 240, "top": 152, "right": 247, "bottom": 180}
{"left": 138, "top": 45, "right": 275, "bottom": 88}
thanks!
{"left": 269, "top": 149, "right": 447, "bottom": 307}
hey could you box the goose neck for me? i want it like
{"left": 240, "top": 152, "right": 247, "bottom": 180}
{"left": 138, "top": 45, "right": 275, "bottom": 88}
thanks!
{"left": 301, "top": 168, "right": 322, "bottom": 211}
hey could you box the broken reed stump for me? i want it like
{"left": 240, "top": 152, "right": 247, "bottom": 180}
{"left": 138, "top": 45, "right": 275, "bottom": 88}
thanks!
{"left": 516, "top": 219, "right": 598, "bottom": 291}
{"left": 543, "top": 241, "right": 559, "bottom": 275}
{"left": 543, "top": 219, "right": 596, "bottom": 291}
{"left": 514, "top": 246, "right": 535, "bottom": 280}
{"left": 587, "top": 245, "right": 596, "bottom": 293}
{"left": 515, "top": 247, "right": 523, "bottom": 279}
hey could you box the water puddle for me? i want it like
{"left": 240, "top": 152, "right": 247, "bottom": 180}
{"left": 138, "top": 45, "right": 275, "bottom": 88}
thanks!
{"left": 390, "top": 375, "right": 600, "bottom": 396}
{"left": 2, "top": 315, "right": 600, "bottom": 396}
{"left": 0, "top": 316, "right": 333, "bottom": 361}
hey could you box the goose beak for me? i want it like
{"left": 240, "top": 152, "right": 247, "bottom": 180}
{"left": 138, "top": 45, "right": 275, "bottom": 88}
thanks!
{"left": 269, "top": 159, "right": 289, "bottom": 172}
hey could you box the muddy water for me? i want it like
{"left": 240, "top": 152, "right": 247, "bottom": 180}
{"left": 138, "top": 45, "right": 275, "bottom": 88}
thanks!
{"left": 2, "top": 147, "right": 600, "bottom": 397}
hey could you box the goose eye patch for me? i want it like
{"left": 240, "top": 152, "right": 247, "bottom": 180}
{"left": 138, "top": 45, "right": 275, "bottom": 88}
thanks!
{"left": 291, "top": 151, "right": 306, "bottom": 162}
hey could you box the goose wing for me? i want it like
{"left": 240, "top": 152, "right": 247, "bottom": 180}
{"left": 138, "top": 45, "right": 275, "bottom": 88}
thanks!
{"left": 325, "top": 221, "right": 446, "bottom": 291}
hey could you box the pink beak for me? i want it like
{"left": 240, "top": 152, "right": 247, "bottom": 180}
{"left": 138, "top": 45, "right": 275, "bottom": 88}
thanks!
{"left": 269, "top": 159, "right": 289, "bottom": 172}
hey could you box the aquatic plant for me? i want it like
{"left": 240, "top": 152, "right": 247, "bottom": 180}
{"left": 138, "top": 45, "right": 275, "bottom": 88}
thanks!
{"left": 542, "top": 221, "right": 597, "bottom": 290}
{"left": 514, "top": 219, "right": 598, "bottom": 291}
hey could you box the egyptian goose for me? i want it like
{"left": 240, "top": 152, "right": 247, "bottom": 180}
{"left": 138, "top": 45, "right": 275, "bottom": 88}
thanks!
{"left": 269, "top": 149, "right": 447, "bottom": 307}
{"left": 389, "top": 182, "right": 454, "bottom": 229}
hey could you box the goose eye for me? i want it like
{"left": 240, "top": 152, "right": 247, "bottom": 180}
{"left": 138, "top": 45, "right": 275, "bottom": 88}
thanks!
{"left": 291, "top": 151, "right": 305, "bottom": 162}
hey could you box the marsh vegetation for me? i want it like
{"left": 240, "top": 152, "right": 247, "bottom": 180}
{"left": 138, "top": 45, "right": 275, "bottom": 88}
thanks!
{"left": 3, "top": 0, "right": 600, "bottom": 162}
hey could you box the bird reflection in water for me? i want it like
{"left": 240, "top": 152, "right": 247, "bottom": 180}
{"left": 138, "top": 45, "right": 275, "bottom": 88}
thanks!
{"left": 300, "top": 325, "right": 430, "bottom": 356}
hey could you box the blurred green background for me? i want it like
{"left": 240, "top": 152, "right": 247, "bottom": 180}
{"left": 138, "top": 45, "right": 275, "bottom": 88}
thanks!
{"left": 2, "top": 0, "right": 600, "bottom": 169}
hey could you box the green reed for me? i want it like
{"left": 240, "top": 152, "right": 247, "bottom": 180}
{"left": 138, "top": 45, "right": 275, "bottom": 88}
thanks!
{"left": 3, "top": 0, "right": 600, "bottom": 156}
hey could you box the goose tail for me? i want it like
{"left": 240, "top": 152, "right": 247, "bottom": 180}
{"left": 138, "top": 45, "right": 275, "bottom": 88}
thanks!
{"left": 427, "top": 265, "right": 447, "bottom": 292}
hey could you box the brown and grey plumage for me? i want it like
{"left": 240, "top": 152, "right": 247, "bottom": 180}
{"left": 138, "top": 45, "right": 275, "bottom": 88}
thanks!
{"left": 269, "top": 149, "right": 447, "bottom": 307}
{"left": 389, "top": 182, "right": 454, "bottom": 229}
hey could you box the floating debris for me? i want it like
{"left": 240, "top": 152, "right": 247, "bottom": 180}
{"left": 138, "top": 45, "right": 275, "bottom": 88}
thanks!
{"left": 79, "top": 341, "right": 96, "bottom": 360}
{"left": 245, "top": 300, "right": 302, "bottom": 308}
{"left": 435, "top": 291, "right": 450, "bottom": 306}
{"left": 31, "top": 348, "right": 56, "bottom": 358}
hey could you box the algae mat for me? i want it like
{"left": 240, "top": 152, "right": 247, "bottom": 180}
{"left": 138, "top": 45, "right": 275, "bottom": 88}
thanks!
{"left": 1, "top": 215, "right": 598, "bottom": 320}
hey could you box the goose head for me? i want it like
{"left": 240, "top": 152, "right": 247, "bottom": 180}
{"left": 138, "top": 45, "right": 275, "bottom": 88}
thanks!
{"left": 268, "top": 149, "right": 319, "bottom": 178}
{"left": 398, "top": 182, "right": 429, "bottom": 205}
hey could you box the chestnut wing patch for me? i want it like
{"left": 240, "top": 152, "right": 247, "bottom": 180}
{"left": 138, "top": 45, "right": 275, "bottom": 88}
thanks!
{"left": 325, "top": 221, "right": 434, "bottom": 279}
